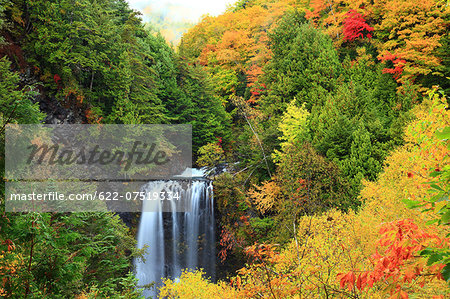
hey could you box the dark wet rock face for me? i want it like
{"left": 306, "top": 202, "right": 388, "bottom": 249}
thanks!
{"left": 40, "top": 97, "right": 78, "bottom": 124}
{"left": 19, "top": 67, "right": 86, "bottom": 125}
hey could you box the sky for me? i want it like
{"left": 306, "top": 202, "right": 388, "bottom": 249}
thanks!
{"left": 126, "top": 0, "right": 235, "bottom": 44}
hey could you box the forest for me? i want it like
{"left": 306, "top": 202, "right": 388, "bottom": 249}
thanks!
{"left": 0, "top": 0, "right": 449, "bottom": 298}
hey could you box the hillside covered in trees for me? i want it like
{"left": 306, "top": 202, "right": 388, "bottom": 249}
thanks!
{"left": 0, "top": 0, "right": 449, "bottom": 298}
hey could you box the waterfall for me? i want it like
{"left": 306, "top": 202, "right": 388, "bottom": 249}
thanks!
{"left": 135, "top": 174, "right": 215, "bottom": 298}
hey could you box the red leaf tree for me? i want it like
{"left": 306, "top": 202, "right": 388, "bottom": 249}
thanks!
{"left": 379, "top": 52, "right": 407, "bottom": 80}
{"left": 338, "top": 219, "right": 447, "bottom": 297}
{"left": 343, "top": 10, "right": 374, "bottom": 42}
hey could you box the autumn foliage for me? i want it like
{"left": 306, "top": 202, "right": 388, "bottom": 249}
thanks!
{"left": 343, "top": 10, "right": 374, "bottom": 42}
{"left": 304, "top": 0, "right": 448, "bottom": 88}
{"left": 161, "top": 89, "right": 450, "bottom": 298}
{"left": 379, "top": 52, "right": 407, "bottom": 80}
{"left": 339, "top": 219, "right": 447, "bottom": 297}
{"left": 172, "top": 0, "right": 449, "bottom": 294}
{"left": 1, "top": 0, "right": 449, "bottom": 297}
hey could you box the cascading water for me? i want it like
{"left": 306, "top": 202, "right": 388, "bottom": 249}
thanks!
{"left": 135, "top": 171, "right": 215, "bottom": 298}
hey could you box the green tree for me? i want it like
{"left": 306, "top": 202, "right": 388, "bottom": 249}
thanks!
{"left": 273, "top": 143, "right": 351, "bottom": 243}
{"left": 0, "top": 56, "right": 44, "bottom": 201}
{"left": 262, "top": 11, "right": 342, "bottom": 116}
{"left": 272, "top": 98, "right": 310, "bottom": 162}
{"left": 0, "top": 212, "right": 142, "bottom": 298}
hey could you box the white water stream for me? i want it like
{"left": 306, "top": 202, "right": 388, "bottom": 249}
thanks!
{"left": 135, "top": 170, "right": 215, "bottom": 298}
